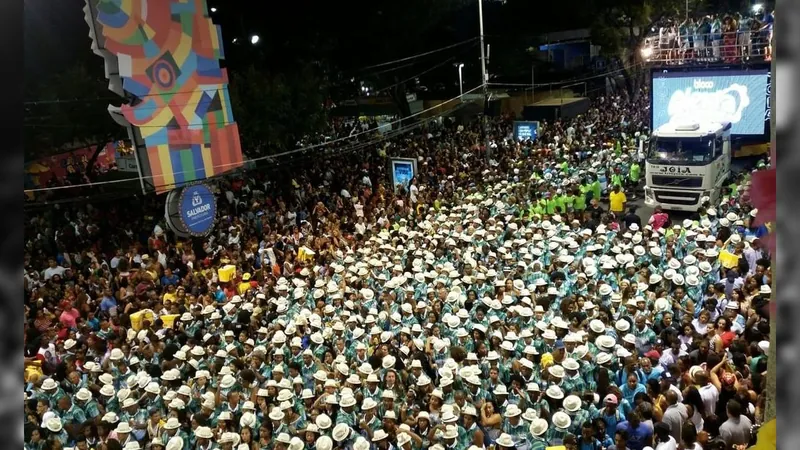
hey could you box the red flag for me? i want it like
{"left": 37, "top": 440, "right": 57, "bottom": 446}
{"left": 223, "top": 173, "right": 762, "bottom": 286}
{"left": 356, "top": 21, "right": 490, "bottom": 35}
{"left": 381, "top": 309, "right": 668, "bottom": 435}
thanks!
{"left": 750, "top": 144, "right": 776, "bottom": 254}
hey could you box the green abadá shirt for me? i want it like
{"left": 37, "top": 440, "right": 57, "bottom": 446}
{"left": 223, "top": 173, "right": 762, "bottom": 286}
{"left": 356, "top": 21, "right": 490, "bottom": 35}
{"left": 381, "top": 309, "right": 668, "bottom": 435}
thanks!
{"left": 630, "top": 163, "right": 641, "bottom": 181}
{"left": 562, "top": 194, "right": 575, "bottom": 210}
{"left": 592, "top": 181, "right": 601, "bottom": 200}
{"left": 574, "top": 192, "right": 586, "bottom": 210}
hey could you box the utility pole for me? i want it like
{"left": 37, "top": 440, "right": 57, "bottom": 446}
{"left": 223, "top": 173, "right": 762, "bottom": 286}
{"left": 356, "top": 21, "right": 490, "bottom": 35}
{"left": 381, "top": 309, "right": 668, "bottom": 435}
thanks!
{"left": 478, "top": 0, "right": 491, "bottom": 162}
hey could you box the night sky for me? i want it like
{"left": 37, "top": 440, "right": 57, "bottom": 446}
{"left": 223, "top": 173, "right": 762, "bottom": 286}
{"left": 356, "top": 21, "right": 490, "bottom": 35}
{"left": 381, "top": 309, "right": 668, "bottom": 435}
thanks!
{"left": 25, "top": 0, "right": 592, "bottom": 88}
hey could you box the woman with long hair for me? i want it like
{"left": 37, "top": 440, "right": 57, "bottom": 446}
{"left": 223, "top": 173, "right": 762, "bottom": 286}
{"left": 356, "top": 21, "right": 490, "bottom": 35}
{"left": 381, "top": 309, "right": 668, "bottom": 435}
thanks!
{"left": 479, "top": 400, "right": 503, "bottom": 443}
{"left": 711, "top": 316, "right": 736, "bottom": 352}
{"left": 682, "top": 386, "right": 706, "bottom": 432}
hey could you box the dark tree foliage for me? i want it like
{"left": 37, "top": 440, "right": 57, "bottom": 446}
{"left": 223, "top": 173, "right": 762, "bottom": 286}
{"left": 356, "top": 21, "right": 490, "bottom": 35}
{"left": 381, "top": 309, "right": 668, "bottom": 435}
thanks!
{"left": 24, "top": 64, "right": 123, "bottom": 177}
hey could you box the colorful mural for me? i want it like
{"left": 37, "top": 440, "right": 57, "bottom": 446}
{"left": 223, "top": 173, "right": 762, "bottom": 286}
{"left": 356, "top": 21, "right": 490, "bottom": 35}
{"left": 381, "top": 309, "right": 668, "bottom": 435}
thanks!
{"left": 84, "top": 0, "right": 243, "bottom": 193}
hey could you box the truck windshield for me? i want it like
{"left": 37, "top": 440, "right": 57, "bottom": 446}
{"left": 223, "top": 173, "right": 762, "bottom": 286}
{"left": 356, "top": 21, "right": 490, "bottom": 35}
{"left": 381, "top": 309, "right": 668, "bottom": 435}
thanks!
{"left": 647, "top": 137, "right": 714, "bottom": 165}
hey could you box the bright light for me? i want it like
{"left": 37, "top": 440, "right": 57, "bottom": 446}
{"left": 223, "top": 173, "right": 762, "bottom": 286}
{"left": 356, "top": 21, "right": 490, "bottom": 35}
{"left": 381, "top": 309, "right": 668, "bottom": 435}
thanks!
{"left": 250, "top": 35, "right": 260, "bottom": 45}
{"left": 752, "top": 3, "right": 763, "bottom": 12}
{"left": 232, "top": 38, "right": 238, "bottom": 43}
{"left": 210, "top": 7, "right": 217, "bottom": 12}
{"left": 640, "top": 47, "right": 653, "bottom": 59}
{"left": 458, "top": 63, "right": 464, "bottom": 69}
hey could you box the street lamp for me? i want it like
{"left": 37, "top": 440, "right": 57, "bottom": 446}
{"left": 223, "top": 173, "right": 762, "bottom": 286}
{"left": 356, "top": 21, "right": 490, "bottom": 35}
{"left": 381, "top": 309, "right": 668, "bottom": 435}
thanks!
{"left": 455, "top": 63, "right": 464, "bottom": 98}
{"left": 250, "top": 34, "right": 260, "bottom": 45}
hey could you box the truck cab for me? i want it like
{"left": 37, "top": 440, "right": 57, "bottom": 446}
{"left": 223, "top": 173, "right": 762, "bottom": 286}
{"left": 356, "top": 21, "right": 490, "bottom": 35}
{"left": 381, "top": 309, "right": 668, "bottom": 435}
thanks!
{"left": 643, "top": 121, "right": 732, "bottom": 212}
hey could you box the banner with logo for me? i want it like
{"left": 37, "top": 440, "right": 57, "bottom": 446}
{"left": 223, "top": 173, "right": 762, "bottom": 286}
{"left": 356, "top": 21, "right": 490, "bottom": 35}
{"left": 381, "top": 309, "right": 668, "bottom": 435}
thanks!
{"left": 177, "top": 184, "right": 217, "bottom": 236}
{"left": 165, "top": 183, "right": 217, "bottom": 238}
{"left": 514, "top": 121, "right": 539, "bottom": 141}
{"left": 390, "top": 158, "right": 417, "bottom": 192}
{"left": 651, "top": 67, "right": 770, "bottom": 136}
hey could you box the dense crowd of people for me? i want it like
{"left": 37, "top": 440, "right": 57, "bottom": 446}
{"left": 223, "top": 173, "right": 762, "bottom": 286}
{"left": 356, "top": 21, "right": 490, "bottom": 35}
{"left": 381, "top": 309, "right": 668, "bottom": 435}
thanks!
{"left": 23, "top": 86, "right": 773, "bottom": 450}
{"left": 646, "top": 8, "right": 774, "bottom": 63}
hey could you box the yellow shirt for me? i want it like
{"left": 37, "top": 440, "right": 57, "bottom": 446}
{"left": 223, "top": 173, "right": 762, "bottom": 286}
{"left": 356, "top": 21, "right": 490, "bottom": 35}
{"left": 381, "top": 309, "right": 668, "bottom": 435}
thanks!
{"left": 609, "top": 191, "right": 627, "bottom": 212}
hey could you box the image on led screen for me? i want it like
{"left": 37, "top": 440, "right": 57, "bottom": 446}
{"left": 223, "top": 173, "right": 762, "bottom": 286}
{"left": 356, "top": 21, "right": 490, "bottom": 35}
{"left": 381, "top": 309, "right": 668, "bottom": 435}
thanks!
{"left": 652, "top": 70, "right": 769, "bottom": 136}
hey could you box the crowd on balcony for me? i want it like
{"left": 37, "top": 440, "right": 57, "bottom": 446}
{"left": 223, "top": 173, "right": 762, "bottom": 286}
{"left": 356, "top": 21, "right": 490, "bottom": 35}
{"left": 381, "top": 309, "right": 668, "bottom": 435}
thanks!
{"left": 645, "top": 7, "right": 774, "bottom": 64}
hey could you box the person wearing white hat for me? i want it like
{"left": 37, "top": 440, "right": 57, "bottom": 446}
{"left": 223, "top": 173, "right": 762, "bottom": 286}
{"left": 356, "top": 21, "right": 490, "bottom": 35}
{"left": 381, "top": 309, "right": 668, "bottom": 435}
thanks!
{"left": 494, "top": 432, "right": 516, "bottom": 449}
{"left": 459, "top": 403, "right": 484, "bottom": 447}
{"left": 74, "top": 387, "right": 102, "bottom": 421}
{"left": 500, "top": 404, "right": 530, "bottom": 449}
{"left": 562, "top": 395, "right": 588, "bottom": 435}
{"left": 332, "top": 422, "right": 354, "bottom": 444}
{"left": 352, "top": 436, "right": 371, "bottom": 450}
{"left": 439, "top": 424, "right": 460, "bottom": 447}
{"left": 17, "top": 89, "right": 778, "bottom": 450}
{"left": 396, "top": 431, "right": 415, "bottom": 450}
{"left": 114, "top": 422, "right": 136, "bottom": 447}
{"left": 39, "top": 378, "right": 64, "bottom": 403}
{"left": 194, "top": 426, "right": 215, "bottom": 449}
{"left": 45, "top": 417, "right": 69, "bottom": 445}
{"left": 547, "top": 411, "right": 572, "bottom": 444}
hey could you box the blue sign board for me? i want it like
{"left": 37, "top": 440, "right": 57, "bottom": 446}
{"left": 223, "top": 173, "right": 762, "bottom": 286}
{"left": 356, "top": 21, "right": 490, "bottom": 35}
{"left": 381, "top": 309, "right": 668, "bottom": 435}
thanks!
{"left": 178, "top": 183, "right": 217, "bottom": 236}
{"left": 390, "top": 158, "right": 417, "bottom": 192}
{"left": 514, "top": 121, "right": 539, "bottom": 141}
{"left": 651, "top": 68, "right": 769, "bottom": 136}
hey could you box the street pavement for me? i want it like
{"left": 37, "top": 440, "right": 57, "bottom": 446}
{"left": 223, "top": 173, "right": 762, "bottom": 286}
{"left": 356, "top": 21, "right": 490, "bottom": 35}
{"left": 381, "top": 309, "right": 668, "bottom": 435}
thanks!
{"left": 628, "top": 155, "right": 762, "bottom": 224}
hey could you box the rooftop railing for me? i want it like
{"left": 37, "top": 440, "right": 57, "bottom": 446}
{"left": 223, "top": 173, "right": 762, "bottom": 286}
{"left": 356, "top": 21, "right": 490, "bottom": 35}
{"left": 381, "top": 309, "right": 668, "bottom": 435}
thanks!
{"left": 640, "top": 29, "right": 772, "bottom": 65}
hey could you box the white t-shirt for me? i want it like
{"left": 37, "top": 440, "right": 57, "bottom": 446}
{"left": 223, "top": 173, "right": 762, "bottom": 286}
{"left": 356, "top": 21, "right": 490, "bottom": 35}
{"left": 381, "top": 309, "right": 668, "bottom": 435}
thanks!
{"left": 656, "top": 436, "right": 678, "bottom": 450}
{"left": 690, "top": 409, "right": 704, "bottom": 432}
{"left": 355, "top": 222, "right": 366, "bottom": 235}
{"left": 668, "top": 384, "right": 684, "bottom": 403}
{"left": 409, "top": 184, "right": 419, "bottom": 204}
{"left": 157, "top": 251, "right": 168, "bottom": 268}
{"left": 43, "top": 266, "right": 65, "bottom": 281}
{"left": 699, "top": 384, "right": 720, "bottom": 417}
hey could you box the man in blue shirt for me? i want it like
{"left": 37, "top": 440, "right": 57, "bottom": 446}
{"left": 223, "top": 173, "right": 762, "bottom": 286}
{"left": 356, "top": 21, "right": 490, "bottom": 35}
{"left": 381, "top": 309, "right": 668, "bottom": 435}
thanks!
{"left": 86, "top": 311, "right": 100, "bottom": 331}
{"left": 615, "top": 411, "right": 652, "bottom": 450}
{"left": 576, "top": 421, "right": 603, "bottom": 450}
{"left": 161, "top": 268, "right": 180, "bottom": 287}
{"left": 99, "top": 290, "right": 117, "bottom": 314}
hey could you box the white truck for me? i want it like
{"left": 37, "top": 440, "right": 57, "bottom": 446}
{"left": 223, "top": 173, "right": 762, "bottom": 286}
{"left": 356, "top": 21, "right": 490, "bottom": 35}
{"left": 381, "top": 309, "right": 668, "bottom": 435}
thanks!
{"left": 643, "top": 121, "right": 732, "bottom": 212}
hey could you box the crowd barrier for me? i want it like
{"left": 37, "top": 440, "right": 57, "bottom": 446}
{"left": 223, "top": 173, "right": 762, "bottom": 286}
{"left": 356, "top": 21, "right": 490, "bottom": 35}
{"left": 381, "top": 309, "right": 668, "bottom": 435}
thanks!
{"left": 642, "top": 30, "right": 772, "bottom": 65}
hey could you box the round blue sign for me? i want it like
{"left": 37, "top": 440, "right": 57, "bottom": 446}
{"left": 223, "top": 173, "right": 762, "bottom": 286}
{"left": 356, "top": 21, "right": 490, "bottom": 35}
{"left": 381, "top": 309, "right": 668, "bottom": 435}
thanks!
{"left": 178, "top": 184, "right": 217, "bottom": 236}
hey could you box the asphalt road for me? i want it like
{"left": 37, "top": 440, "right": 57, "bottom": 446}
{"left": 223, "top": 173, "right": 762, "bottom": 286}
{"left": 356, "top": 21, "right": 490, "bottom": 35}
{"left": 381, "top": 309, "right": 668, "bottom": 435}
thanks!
{"left": 627, "top": 155, "right": 763, "bottom": 224}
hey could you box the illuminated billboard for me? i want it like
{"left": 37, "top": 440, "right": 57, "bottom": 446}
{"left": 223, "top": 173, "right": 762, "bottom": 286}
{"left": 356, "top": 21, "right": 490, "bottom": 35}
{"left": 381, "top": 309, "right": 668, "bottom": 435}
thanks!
{"left": 651, "top": 67, "right": 770, "bottom": 136}
{"left": 390, "top": 158, "right": 417, "bottom": 192}
{"left": 513, "top": 121, "right": 539, "bottom": 141}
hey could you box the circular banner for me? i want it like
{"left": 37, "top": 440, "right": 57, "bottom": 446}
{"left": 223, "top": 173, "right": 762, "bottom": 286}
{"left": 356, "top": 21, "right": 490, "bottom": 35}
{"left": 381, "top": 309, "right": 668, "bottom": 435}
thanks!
{"left": 177, "top": 183, "right": 217, "bottom": 236}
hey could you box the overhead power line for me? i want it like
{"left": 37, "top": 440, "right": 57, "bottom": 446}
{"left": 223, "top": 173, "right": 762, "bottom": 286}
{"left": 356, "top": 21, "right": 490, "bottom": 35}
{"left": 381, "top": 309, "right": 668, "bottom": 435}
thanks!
{"left": 353, "top": 37, "right": 479, "bottom": 72}
{"left": 23, "top": 84, "right": 483, "bottom": 195}
{"left": 372, "top": 41, "right": 479, "bottom": 94}
{"left": 487, "top": 61, "right": 647, "bottom": 89}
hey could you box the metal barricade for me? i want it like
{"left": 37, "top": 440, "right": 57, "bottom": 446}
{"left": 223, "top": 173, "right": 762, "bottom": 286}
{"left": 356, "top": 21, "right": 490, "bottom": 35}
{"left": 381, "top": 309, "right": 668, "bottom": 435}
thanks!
{"left": 641, "top": 30, "right": 772, "bottom": 65}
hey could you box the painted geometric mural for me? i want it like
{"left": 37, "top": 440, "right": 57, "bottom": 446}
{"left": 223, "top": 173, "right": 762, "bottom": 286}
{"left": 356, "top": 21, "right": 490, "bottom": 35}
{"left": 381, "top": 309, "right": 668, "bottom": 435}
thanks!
{"left": 84, "top": 0, "right": 243, "bottom": 193}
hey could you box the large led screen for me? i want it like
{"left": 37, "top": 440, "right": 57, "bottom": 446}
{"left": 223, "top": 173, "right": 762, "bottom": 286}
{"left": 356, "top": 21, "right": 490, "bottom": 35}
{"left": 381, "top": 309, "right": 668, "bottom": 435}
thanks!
{"left": 651, "top": 69, "right": 770, "bottom": 136}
